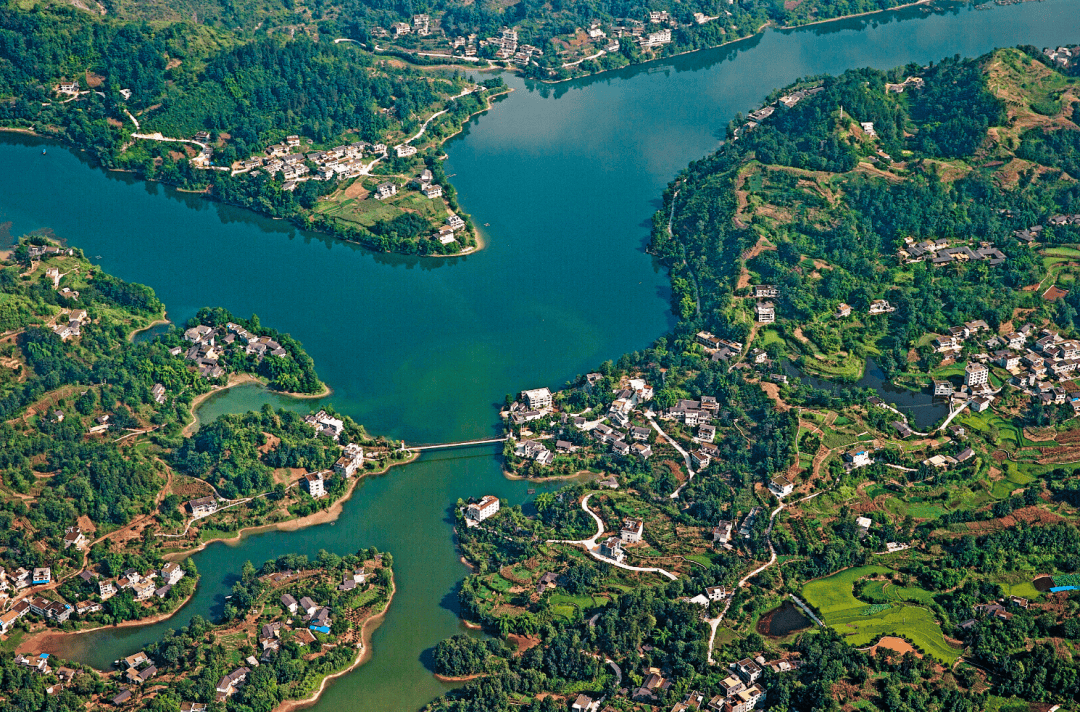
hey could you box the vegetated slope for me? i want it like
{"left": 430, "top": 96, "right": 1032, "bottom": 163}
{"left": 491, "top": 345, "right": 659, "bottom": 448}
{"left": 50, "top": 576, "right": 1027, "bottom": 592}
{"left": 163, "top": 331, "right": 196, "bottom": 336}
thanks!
{"left": 422, "top": 49, "right": 1080, "bottom": 712}
{"left": 652, "top": 48, "right": 1080, "bottom": 381}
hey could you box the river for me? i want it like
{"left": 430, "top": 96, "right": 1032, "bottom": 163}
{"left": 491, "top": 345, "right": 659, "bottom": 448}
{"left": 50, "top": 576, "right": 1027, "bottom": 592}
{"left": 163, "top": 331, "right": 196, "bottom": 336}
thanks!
{"left": 1, "top": 0, "right": 1078, "bottom": 709}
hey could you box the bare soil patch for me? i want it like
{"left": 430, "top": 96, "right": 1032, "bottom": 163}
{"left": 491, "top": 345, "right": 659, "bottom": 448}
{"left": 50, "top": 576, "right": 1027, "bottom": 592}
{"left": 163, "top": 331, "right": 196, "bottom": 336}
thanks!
{"left": 871, "top": 636, "right": 919, "bottom": 657}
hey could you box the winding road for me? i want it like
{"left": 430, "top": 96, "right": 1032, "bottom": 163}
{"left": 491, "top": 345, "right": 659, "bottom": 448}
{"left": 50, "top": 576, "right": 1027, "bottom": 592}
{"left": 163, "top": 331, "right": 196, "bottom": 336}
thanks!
{"left": 643, "top": 412, "right": 695, "bottom": 499}
{"left": 546, "top": 494, "right": 678, "bottom": 580}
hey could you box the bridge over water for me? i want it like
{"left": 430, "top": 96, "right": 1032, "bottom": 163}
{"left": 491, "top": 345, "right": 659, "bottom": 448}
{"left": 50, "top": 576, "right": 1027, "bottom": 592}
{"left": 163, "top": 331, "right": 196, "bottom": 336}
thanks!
{"left": 404, "top": 436, "right": 509, "bottom": 452}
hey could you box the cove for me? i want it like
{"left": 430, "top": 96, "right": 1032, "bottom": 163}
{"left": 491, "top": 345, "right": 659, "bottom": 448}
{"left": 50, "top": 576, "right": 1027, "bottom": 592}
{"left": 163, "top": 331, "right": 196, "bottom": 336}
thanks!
{"left": 2, "top": 0, "right": 1079, "bottom": 710}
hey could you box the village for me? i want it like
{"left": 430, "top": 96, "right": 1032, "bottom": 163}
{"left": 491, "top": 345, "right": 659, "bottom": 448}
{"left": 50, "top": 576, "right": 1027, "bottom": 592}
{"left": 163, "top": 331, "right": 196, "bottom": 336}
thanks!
{"left": 366, "top": 9, "right": 730, "bottom": 74}
{"left": 456, "top": 488, "right": 808, "bottom": 712}
{"left": 3, "top": 554, "right": 392, "bottom": 711}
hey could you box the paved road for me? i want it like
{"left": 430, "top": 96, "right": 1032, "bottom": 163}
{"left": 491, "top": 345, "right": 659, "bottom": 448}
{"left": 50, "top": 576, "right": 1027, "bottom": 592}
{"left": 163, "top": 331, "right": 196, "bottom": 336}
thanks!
{"left": 643, "top": 412, "right": 695, "bottom": 499}
{"left": 547, "top": 493, "right": 678, "bottom": 580}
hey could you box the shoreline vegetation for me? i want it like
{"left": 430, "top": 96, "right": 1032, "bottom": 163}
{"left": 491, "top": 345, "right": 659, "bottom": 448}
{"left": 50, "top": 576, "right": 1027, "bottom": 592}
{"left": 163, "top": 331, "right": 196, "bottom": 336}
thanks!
{"left": 517, "top": 0, "right": 933, "bottom": 85}
{"left": 0, "top": 80, "right": 512, "bottom": 260}
{"left": 162, "top": 448, "right": 420, "bottom": 560}
{"left": 13, "top": 586, "right": 199, "bottom": 655}
{"left": 271, "top": 575, "right": 396, "bottom": 712}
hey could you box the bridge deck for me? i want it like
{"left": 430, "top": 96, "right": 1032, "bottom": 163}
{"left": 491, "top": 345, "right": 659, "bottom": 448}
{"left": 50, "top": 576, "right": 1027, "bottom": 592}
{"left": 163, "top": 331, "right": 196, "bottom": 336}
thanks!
{"left": 408, "top": 437, "right": 508, "bottom": 452}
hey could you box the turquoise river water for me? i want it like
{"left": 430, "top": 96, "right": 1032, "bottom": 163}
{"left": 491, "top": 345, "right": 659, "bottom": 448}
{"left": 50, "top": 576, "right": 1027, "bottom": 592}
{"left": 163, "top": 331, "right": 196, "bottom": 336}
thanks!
{"left": 1, "top": 0, "right": 1079, "bottom": 708}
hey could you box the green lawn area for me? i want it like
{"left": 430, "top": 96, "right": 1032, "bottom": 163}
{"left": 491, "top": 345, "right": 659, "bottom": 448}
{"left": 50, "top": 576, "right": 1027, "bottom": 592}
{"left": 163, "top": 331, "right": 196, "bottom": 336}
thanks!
{"left": 997, "top": 580, "right": 1040, "bottom": 599}
{"left": 549, "top": 593, "right": 609, "bottom": 621}
{"left": 347, "top": 587, "right": 381, "bottom": 609}
{"left": 758, "top": 328, "right": 787, "bottom": 348}
{"left": 802, "top": 566, "right": 960, "bottom": 664}
{"left": 803, "top": 566, "right": 893, "bottom": 614}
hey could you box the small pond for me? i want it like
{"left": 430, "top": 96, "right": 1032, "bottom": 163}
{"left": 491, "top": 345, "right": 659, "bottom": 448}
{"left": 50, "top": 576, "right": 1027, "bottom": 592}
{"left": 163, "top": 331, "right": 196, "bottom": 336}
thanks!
{"left": 785, "top": 358, "right": 950, "bottom": 431}
{"left": 757, "top": 600, "right": 813, "bottom": 637}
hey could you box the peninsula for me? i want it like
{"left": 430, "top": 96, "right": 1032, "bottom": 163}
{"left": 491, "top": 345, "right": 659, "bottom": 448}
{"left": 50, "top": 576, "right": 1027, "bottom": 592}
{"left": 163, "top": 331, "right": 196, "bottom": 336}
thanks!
{"left": 0, "top": 236, "right": 409, "bottom": 651}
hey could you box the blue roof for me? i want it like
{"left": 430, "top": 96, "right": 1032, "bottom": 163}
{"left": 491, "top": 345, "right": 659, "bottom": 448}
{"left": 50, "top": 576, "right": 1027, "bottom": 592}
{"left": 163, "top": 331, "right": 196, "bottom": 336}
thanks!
{"left": 39, "top": 654, "right": 49, "bottom": 659}
{"left": 309, "top": 625, "right": 331, "bottom": 634}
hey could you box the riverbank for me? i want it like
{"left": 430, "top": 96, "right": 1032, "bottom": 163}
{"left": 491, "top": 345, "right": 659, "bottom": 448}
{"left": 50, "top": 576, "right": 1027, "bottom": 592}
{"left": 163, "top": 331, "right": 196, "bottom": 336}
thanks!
{"left": 127, "top": 317, "right": 169, "bottom": 342}
{"left": 182, "top": 373, "right": 331, "bottom": 437}
{"left": 13, "top": 585, "right": 198, "bottom": 657}
{"left": 162, "top": 450, "right": 420, "bottom": 559}
{"left": 0, "top": 126, "right": 42, "bottom": 136}
{"left": 434, "top": 672, "right": 484, "bottom": 682}
{"left": 272, "top": 576, "right": 396, "bottom": 712}
{"left": 536, "top": 0, "right": 935, "bottom": 85}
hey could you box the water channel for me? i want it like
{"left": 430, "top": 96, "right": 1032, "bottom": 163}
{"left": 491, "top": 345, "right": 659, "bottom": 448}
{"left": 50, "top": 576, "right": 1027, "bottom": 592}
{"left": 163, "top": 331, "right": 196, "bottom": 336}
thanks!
{"left": 2, "top": 0, "right": 1079, "bottom": 708}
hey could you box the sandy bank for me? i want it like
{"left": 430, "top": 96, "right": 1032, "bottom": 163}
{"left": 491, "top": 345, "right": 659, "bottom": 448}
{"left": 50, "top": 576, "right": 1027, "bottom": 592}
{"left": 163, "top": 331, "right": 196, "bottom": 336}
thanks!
{"left": 15, "top": 586, "right": 197, "bottom": 656}
{"left": 163, "top": 451, "right": 419, "bottom": 560}
{"left": 272, "top": 577, "right": 396, "bottom": 712}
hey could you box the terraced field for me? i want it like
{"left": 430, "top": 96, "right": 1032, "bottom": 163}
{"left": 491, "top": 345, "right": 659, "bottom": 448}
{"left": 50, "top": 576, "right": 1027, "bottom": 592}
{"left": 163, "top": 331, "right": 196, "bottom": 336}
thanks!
{"left": 802, "top": 565, "right": 962, "bottom": 664}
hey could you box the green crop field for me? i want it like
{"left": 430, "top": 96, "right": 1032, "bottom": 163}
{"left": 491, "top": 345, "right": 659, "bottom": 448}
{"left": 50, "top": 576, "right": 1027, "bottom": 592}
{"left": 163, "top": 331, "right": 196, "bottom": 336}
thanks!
{"left": 802, "top": 566, "right": 960, "bottom": 664}
{"left": 803, "top": 566, "right": 893, "bottom": 614}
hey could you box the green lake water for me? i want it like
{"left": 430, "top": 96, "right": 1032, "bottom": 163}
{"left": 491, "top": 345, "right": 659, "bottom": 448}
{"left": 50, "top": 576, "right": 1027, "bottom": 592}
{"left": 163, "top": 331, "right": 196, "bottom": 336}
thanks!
{"left": 2, "top": 0, "right": 1079, "bottom": 708}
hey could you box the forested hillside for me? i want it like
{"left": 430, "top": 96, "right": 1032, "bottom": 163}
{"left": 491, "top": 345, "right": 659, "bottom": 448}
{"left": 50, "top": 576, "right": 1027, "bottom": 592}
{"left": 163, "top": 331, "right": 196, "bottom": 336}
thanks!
{"left": 424, "top": 47, "right": 1080, "bottom": 712}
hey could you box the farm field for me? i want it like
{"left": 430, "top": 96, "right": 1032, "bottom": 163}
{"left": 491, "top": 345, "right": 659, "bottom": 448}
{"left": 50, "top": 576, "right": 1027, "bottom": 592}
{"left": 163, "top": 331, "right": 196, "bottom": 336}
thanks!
{"left": 802, "top": 566, "right": 961, "bottom": 664}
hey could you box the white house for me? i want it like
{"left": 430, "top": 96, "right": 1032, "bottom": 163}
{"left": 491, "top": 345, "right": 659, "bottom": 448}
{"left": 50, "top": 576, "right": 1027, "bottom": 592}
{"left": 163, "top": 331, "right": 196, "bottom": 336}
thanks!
{"left": 769, "top": 476, "right": 794, "bottom": 497}
{"left": 521, "top": 387, "right": 552, "bottom": 410}
{"left": 374, "top": 182, "right": 398, "bottom": 200}
{"left": 303, "top": 472, "right": 326, "bottom": 498}
{"left": 466, "top": 495, "right": 500, "bottom": 522}
{"left": 598, "top": 536, "right": 625, "bottom": 563}
{"left": 964, "top": 362, "right": 989, "bottom": 387}
{"left": 620, "top": 519, "right": 643, "bottom": 543}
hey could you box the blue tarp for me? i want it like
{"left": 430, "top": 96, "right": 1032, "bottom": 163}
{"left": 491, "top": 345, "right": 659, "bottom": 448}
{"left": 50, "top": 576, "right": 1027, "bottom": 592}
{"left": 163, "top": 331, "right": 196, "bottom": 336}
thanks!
{"left": 309, "top": 625, "right": 331, "bottom": 634}
{"left": 1049, "top": 585, "right": 1078, "bottom": 592}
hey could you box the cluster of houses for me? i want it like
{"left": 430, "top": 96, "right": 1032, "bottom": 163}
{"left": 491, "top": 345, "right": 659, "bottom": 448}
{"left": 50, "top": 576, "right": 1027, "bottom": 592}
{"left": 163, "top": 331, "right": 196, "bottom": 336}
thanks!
{"left": 896, "top": 237, "right": 1007, "bottom": 267}
{"left": 1042, "top": 45, "right": 1079, "bottom": 70}
{"left": 434, "top": 212, "right": 467, "bottom": 245}
{"left": 707, "top": 658, "right": 767, "bottom": 712}
{"left": 658, "top": 395, "right": 722, "bottom": 469}
{"left": 1014, "top": 213, "right": 1080, "bottom": 243}
{"left": 11, "top": 652, "right": 79, "bottom": 696}
{"left": 595, "top": 518, "right": 645, "bottom": 564}
{"left": 93, "top": 563, "right": 185, "bottom": 605}
{"left": 180, "top": 412, "right": 362, "bottom": 519}
{"left": 733, "top": 85, "right": 824, "bottom": 139}
{"left": 695, "top": 331, "right": 746, "bottom": 363}
{"left": 258, "top": 591, "right": 338, "bottom": 660}
{"left": 530, "top": 378, "right": 656, "bottom": 465}
{"left": 237, "top": 137, "right": 389, "bottom": 191}
{"left": 180, "top": 321, "right": 288, "bottom": 379}
{"left": 52, "top": 308, "right": 89, "bottom": 341}
{"left": 592, "top": 658, "right": 765, "bottom": 711}
{"left": 931, "top": 322, "right": 1080, "bottom": 412}
{"left": 390, "top": 14, "right": 432, "bottom": 37}
{"left": 0, "top": 562, "right": 182, "bottom": 635}
{"left": 480, "top": 27, "right": 545, "bottom": 64}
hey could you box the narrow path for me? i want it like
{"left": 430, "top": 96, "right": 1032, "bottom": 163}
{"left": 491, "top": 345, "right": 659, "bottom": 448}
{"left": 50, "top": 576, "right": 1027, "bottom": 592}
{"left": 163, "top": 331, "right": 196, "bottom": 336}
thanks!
{"left": 789, "top": 594, "right": 825, "bottom": 627}
{"left": 643, "top": 412, "right": 695, "bottom": 499}
{"left": 124, "top": 110, "right": 140, "bottom": 130}
{"left": 707, "top": 488, "right": 824, "bottom": 661}
{"left": 937, "top": 401, "right": 968, "bottom": 432}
